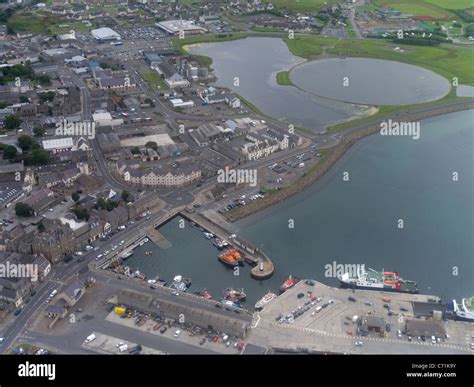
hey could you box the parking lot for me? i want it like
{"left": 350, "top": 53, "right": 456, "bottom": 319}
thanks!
{"left": 105, "top": 309, "right": 243, "bottom": 354}
{"left": 257, "top": 281, "right": 473, "bottom": 352}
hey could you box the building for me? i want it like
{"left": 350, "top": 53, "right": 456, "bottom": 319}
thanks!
{"left": 0, "top": 183, "right": 24, "bottom": 209}
{"left": 91, "top": 27, "right": 121, "bottom": 41}
{"left": 165, "top": 73, "right": 190, "bottom": 89}
{"left": 118, "top": 288, "right": 251, "bottom": 338}
{"left": 22, "top": 188, "right": 62, "bottom": 216}
{"left": 157, "top": 20, "right": 207, "bottom": 35}
{"left": 405, "top": 319, "right": 446, "bottom": 339}
{"left": 358, "top": 315, "right": 386, "bottom": 337}
{"left": 42, "top": 138, "right": 74, "bottom": 155}
{"left": 121, "top": 161, "right": 201, "bottom": 188}
{"left": 92, "top": 112, "right": 123, "bottom": 127}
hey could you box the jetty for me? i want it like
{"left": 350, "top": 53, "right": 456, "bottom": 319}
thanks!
{"left": 180, "top": 211, "right": 274, "bottom": 280}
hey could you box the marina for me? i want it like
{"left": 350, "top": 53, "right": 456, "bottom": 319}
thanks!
{"left": 102, "top": 111, "right": 472, "bottom": 311}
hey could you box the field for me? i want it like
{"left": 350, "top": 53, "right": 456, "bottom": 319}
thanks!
{"left": 276, "top": 71, "right": 292, "bottom": 85}
{"left": 8, "top": 11, "right": 95, "bottom": 35}
{"left": 262, "top": 0, "right": 335, "bottom": 12}
{"left": 376, "top": 0, "right": 450, "bottom": 19}
{"left": 283, "top": 35, "right": 474, "bottom": 85}
{"left": 138, "top": 68, "right": 168, "bottom": 91}
{"left": 423, "top": 0, "right": 474, "bottom": 10}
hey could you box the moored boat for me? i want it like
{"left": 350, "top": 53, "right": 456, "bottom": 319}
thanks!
{"left": 203, "top": 232, "right": 214, "bottom": 239}
{"left": 121, "top": 251, "right": 134, "bottom": 260}
{"left": 221, "top": 299, "right": 240, "bottom": 308}
{"left": 279, "top": 275, "right": 300, "bottom": 293}
{"left": 255, "top": 292, "right": 277, "bottom": 310}
{"left": 224, "top": 288, "right": 247, "bottom": 302}
{"left": 452, "top": 296, "right": 474, "bottom": 322}
{"left": 218, "top": 251, "right": 239, "bottom": 267}
{"left": 194, "top": 290, "right": 212, "bottom": 299}
{"left": 338, "top": 267, "right": 418, "bottom": 294}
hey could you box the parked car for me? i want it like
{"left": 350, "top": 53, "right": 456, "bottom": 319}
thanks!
{"left": 348, "top": 296, "right": 356, "bottom": 302}
{"left": 160, "top": 327, "right": 167, "bottom": 334}
{"left": 385, "top": 323, "right": 391, "bottom": 332}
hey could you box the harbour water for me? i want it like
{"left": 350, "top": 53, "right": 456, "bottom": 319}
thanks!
{"left": 188, "top": 37, "right": 368, "bottom": 131}
{"left": 126, "top": 110, "right": 474, "bottom": 307}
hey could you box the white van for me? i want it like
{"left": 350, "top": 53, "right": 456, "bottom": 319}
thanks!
{"left": 84, "top": 334, "right": 96, "bottom": 343}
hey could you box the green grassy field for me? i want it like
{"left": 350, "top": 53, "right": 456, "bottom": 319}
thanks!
{"left": 276, "top": 71, "right": 292, "bottom": 85}
{"left": 262, "top": 0, "right": 335, "bottom": 12}
{"left": 283, "top": 35, "right": 474, "bottom": 85}
{"left": 8, "top": 11, "right": 95, "bottom": 35}
{"left": 423, "top": 0, "right": 474, "bottom": 10}
{"left": 138, "top": 69, "right": 168, "bottom": 91}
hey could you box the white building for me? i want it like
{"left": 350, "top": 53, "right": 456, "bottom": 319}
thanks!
{"left": 165, "top": 73, "right": 190, "bottom": 88}
{"left": 91, "top": 27, "right": 121, "bottom": 41}
{"left": 156, "top": 20, "right": 207, "bottom": 35}
{"left": 92, "top": 112, "right": 124, "bottom": 127}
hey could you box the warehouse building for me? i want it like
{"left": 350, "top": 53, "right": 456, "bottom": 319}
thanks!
{"left": 157, "top": 20, "right": 207, "bottom": 35}
{"left": 91, "top": 27, "right": 121, "bottom": 42}
{"left": 118, "top": 289, "right": 251, "bottom": 338}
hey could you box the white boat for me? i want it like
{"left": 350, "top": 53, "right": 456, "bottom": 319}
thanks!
{"left": 255, "top": 292, "right": 277, "bottom": 309}
{"left": 203, "top": 232, "right": 214, "bottom": 239}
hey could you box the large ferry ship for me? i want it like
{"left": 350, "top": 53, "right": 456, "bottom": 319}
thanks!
{"left": 452, "top": 296, "right": 474, "bottom": 322}
{"left": 338, "top": 267, "right": 418, "bottom": 294}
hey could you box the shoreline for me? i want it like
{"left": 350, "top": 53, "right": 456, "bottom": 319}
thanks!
{"left": 223, "top": 102, "right": 474, "bottom": 223}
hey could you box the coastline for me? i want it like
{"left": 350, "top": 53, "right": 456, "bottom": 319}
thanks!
{"left": 223, "top": 101, "right": 474, "bottom": 223}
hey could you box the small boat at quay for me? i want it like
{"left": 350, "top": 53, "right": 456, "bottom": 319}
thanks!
{"left": 255, "top": 292, "right": 277, "bottom": 310}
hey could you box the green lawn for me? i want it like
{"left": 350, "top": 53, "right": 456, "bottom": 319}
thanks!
{"left": 283, "top": 35, "right": 474, "bottom": 85}
{"left": 276, "top": 71, "right": 292, "bottom": 85}
{"left": 423, "top": 0, "right": 474, "bottom": 10}
{"left": 8, "top": 11, "right": 95, "bottom": 35}
{"left": 139, "top": 69, "right": 168, "bottom": 91}
{"left": 263, "top": 0, "right": 336, "bottom": 12}
{"left": 374, "top": 0, "right": 450, "bottom": 18}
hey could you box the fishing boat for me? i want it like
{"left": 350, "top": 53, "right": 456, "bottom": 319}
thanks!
{"left": 221, "top": 299, "right": 240, "bottom": 308}
{"left": 213, "top": 238, "right": 229, "bottom": 250}
{"left": 224, "top": 288, "right": 247, "bottom": 302}
{"left": 228, "top": 249, "right": 244, "bottom": 266}
{"left": 194, "top": 290, "right": 212, "bottom": 299}
{"left": 145, "top": 250, "right": 153, "bottom": 256}
{"left": 217, "top": 251, "right": 239, "bottom": 268}
{"left": 255, "top": 292, "right": 277, "bottom": 310}
{"left": 121, "top": 251, "right": 134, "bottom": 260}
{"left": 169, "top": 275, "right": 191, "bottom": 292}
{"left": 279, "top": 275, "right": 300, "bottom": 293}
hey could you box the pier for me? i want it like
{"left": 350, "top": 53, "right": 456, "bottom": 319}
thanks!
{"left": 179, "top": 211, "right": 274, "bottom": 280}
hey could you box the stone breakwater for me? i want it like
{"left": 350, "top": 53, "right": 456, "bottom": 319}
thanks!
{"left": 224, "top": 101, "right": 474, "bottom": 223}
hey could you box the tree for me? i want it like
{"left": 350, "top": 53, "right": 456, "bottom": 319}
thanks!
{"left": 37, "top": 221, "right": 45, "bottom": 232}
{"left": 33, "top": 127, "right": 46, "bottom": 137}
{"left": 131, "top": 146, "right": 140, "bottom": 155}
{"left": 25, "top": 148, "right": 49, "bottom": 165}
{"left": 72, "top": 206, "right": 89, "bottom": 221}
{"left": 4, "top": 114, "right": 21, "bottom": 130}
{"left": 72, "top": 192, "right": 80, "bottom": 202}
{"left": 17, "top": 134, "right": 34, "bottom": 151}
{"left": 121, "top": 190, "right": 131, "bottom": 203}
{"left": 19, "top": 95, "right": 29, "bottom": 103}
{"left": 15, "top": 202, "right": 34, "bottom": 217}
{"left": 146, "top": 141, "right": 158, "bottom": 151}
{"left": 3, "top": 144, "right": 17, "bottom": 159}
